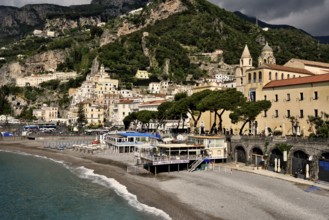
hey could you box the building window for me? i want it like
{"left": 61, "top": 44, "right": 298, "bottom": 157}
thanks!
{"left": 315, "top": 109, "right": 318, "bottom": 117}
{"left": 281, "top": 73, "right": 284, "bottom": 80}
{"left": 275, "top": 94, "right": 278, "bottom": 102}
{"left": 287, "top": 110, "right": 290, "bottom": 118}
{"left": 269, "top": 72, "right": 272, "bottom": 80}
{"left": 286, "top": 93, "right": 290, "bottom": 101}
{"left": 293, "top": 75, "right": 296, "bottom": 78}
{"left": 314, "top": 91, "right": 318, "bottom": 100}
{"left": 253, "top": 72, "right": 257, "bottom": 83}
{"left": 275, "top": 72, "right": 278, "bottom": 80}
{"left": 249, "top": 90, "right": 256, "bottom": 102}
{"left": 275, "top": 110, "right": 279, "bottom": 118}
{"left": 259, "top": 72, "right": 262, "bottom": 82}
{"left": 248, "top": 73, "right": 251, "bottom": 83}
{"left": 299, "top": 92, "right": 304, "bottom": 101}
{"left": 264, "top": 95, "right": 267, "bottom": 100}
{"left": 264, "top": 110, "right": 267, "bottom": 117}
{"left": 300, "top": 109, "right": 304, "bottom": 118}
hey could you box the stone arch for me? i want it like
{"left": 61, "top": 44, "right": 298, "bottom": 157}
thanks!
{"left": 234, "top": 145, "right": 247, "bottom": 163}
{"left": 317, "top": 150, "right": 329, "bottom": 159}
{"left": 290, "top": 149, "right": 309, "bottom": 179}
{"left": 268, "top": 148, "right": 283, "bottom": 172}
{"left": 250, "top": 146, "right": 263, "bottom": 166}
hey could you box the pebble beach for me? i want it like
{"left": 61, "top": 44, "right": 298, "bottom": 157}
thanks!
{"left": 1, "top": 137, "right": 329, "bottom": 220}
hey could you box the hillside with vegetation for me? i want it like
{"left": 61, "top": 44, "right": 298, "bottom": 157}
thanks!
{"left": 97, "top": 0, "right": 329, "bottom": 82}
{"left": 1, "top": 0, "right": 329, "bottom": 119}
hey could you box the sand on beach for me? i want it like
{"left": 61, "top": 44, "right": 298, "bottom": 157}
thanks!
{"left": 0, "top": 139, "right": 215, "bottom": 220}
{"left": 1, "top": 138, "right": 329, "bottom": 220}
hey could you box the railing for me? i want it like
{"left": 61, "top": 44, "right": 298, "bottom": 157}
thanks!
{"left": 141, "top": 153, "right": 199, "bottom": 160}
{"left": 188, "top": 158, "right": 204, "bottom": 172}
{"left": 230, "top": 135, "right": 329, "bottom": 144}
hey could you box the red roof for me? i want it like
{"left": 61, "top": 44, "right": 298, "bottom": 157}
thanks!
{"left": 263, "top": 73, "right": 329, "bottom": 89}
{"left": 140, "top": 100, "right": 165, "bottom": 106}
{"left": 119, "top": 99, "right": 134, "bottom": 104}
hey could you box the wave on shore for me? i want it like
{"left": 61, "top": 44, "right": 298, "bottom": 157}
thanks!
{"left": 74, "top": 166, "right": 171, "bottom": 220}
{"left": 0, "top": 149, "right": 171, "bottom": 220}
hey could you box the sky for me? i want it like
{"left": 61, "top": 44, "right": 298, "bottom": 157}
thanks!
{"left": 1, "top": 0, "right": 328, "bottom": 36}
{"left": 209, "top": 0, "right": 329, "bottom": 36}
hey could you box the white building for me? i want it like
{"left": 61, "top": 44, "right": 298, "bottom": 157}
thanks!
{"left": 112, "top": 99, "right": 136, "bottom": 126}
{"left": 138, "top": 100, "right": 165, "bottom": 111}
{"left": 16, "top": 72, "right": 77, "bottom": 87}
{"left": 148, "top": 82, "right": 161, "bottom": 94}
{"left": 118, "top": 90, "right": 133, "bottom": 98}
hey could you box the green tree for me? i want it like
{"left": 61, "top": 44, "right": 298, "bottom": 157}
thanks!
{"left": 168, "top": 99, "right": 190, "bottom": 133}
{"left": 229, "top": 100, "right": 272, "bottom": 135}
{"left": 183, "top": 89, "right": 212, "bottom": 130}
{"left": 308, "top": 113, "right": 329, "bottom": 138}
{"left": 18, "top": 106, "right": 35, "bottom": 121}
{"left": 123, "top": 112, "right": 138, "bottom": 130}
{"left": 0, "top": 87, "right": 12, "bottom": 115}
{"left": 198, "top": 89, "right": 245, "bottom": 134}
{"left": 156, "top": 101, "right": 174, "bottom": 130}
{"left": 136, "top": 110, "right": 157, "bottom": 131}
{"left": 77, "top": 103, "right": 86, "bottom": 129}
{"left": 276, "top": 143, "right": 293, "bottom": 153}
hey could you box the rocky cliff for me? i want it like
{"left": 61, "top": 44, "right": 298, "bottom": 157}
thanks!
{"left": 0, "top": 4, "right": 69, "bottom": 40}
{"left": 0, "top": 50, "right": 67, "bottom": 86}
{"left": 0, "top": 0, "right": 149, "bottom": 42}
{"left": 100, "top": 0, "right": 187, "bottom": 46}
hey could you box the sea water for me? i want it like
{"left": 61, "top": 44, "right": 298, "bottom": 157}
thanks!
{"left": 0, "top": 151, "right": 170, "bottom": 220}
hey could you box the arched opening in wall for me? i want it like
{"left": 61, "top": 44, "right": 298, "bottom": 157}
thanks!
{"left": 268, "top": 148, "right": 283, "bottom": 172}
{"left": 251, "top": 147, "right": 263, "bottom": 167}
{"left": 235, "top": 146, "right": 246, "bottom": 163}
{"left": 292, "top": 150, "right": 308, "bottom": 179}
{"left": 319, "top": 152, "right": 329, "bottom": 182}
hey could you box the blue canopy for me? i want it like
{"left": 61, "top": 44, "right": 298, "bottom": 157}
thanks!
{"left": 1, "top": 132, "right": 14, "bottom": 137}
{"left": 118, "top": 132, "right": 160, "bottom": 139}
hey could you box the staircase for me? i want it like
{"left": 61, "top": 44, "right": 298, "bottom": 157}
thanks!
{"left": 188, "top": 158, "right": 204, "bottom": 172}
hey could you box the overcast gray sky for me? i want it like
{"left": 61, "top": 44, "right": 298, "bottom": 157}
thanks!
{"left": 1, "top": 0, "right": 328, "bottom": 36}
{"left": 0, "top": 0, "right": 91, "bottom": 7}
{"left": 209, "top": 0, "right": 329, "bottom": 36}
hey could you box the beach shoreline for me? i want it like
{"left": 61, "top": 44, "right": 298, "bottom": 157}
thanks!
{"left": 2, "top": 137, "right": 329, "bottom": 220}
{"left": 0, "top": 138, "right": 215, "bottom": 220}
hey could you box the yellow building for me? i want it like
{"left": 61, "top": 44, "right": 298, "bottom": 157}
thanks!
{"left": 261, "top": 73, "right": 329, "bottom": 136}
{"left": 33, "top": 105, "right": 58, "bottom": 122}
{"left": 135, "top": 70, "right": 150, "bottom": 79}
{"left": 199, "top": 42, "right": 329, "bottom": 137}
{"left": 83, "top": 100, "right": 104, "bottom": 126}
{"left": 243, "top": 64, "right": 314, "bottom": 102}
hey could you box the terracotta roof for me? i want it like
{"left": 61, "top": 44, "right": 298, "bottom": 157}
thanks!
{"left": 264, "top": 64, "right": 314, "bottom": 75}
{"left": 140, "top": 100, "right": 165, "bottom": 106}
{"left": 119, "top": 99, "right": 134, "bottom": 104}
{"left": 263, "top": 73, "right": 329, "bottom": 89}
{"left": 288, "top": 58, "right": 329, "bottom": 69}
